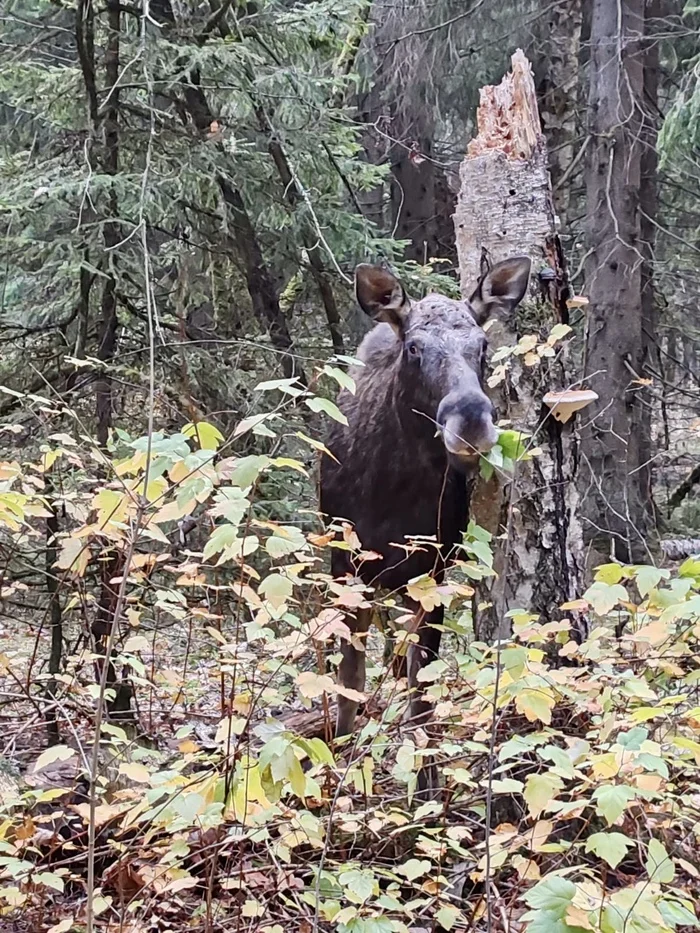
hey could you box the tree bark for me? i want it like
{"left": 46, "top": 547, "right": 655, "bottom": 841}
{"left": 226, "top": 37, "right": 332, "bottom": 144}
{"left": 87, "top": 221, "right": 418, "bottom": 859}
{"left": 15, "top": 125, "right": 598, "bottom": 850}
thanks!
{"left": 580, "top": 0, "right": 656, "bottom": 563}
{"left": 95, "top": 0, "right": 121, "bottom": 448}
{"left": 454, "top": 50, "right": 586, "bottom": 643}
{"left": 179, "top": 77, "right": 303, "bottom": 383}
{"left": 45, "top": 473, "right": 62, "bottom": 745}
{"left": 536, "top": 0, "right": 583, "bottom": 231}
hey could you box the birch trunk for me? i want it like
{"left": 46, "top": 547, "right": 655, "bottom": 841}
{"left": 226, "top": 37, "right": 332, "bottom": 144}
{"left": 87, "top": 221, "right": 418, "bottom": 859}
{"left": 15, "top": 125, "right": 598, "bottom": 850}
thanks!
{"left": 454, "top": 50, "right": 586, "bottom": 643}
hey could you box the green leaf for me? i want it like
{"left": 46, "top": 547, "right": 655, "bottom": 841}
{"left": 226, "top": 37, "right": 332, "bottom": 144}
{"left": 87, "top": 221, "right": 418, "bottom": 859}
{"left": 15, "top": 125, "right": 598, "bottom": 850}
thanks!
{"left": 479, "top": 458, "right": 495, "bottom": 481}
{"left": 496, "top": 429, "right": 529, "bottom": 461}
{"left": 305, "top": 397, "right": 348, "bottom": 425}
{"left": 523, "top": 772, "right": 563, "bottom": 817}
{"left": 524, "top": 874, "right": 576, "bottom": 917}
{"left": 416, "top": 658, "right": 448, "bottom": 682}
{"left": 679, "top": 557, "right": 700, "bottom": 579}
{"left": 396, "top": 858, "right": 431, "bottom": 881}
{"left": 203, "top": 524, "right": 238, "bottom": 562}
{"left": 259, "top": 573, "right": 293, "bottom": 609}
{"left": 646, "top": 838, "right": 675, "bottom": 884}
{"left": 287, "top": 754, "right": 307, "bottom": 799}
{"left": 594, "top": 563, "right": 625, "bottom": 585}
{"left": 33, "top": 871, "right": 65, "bottom": 893}
{"left": 183, "top": 421, "right": 224, "bottom": 451}
{"left": 435, "top": 905, "right": 462, "bottom": 931}
{"left": 295, "top": 737, "right": 334, "bottom": 767}
{"left": 585, "top": 832, "right": 632, "bottom": 869}
{"left": 658, "top": 899, "right": 698, "bottom": 928}
{"left": 230, "top": 455, "right": 270, "bottom": 489}
{"left": 265, "top": 525, "right": 307, "bottom": 559}
{"left": 338, "top": 868, "right": 376, "bottom": 904}
{"left": 255, "top": 377, "right": 302, "bottom": 394}
{"left": 592, "top": 784, "right": 636, "bottom": 826}
{"left": 635, "top": 565, "right": 670, "bottom": 597}
{"left": 584, "top": 581, "right": 628, "bottom": 614}
{"left": 323, "top": 365, "right": 356, "bottom": 394}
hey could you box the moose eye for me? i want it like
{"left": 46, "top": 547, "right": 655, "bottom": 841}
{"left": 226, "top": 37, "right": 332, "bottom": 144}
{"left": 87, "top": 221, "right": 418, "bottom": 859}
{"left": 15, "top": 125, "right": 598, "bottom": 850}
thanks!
{"left": 408, "top": 342, "right": 420, "bottom": 357}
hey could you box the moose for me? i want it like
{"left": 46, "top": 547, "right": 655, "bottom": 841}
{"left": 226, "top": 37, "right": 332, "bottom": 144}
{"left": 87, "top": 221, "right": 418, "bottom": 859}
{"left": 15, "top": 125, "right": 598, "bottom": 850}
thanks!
{"left": 319, "top": 256, "right": 531, "bottom": 781}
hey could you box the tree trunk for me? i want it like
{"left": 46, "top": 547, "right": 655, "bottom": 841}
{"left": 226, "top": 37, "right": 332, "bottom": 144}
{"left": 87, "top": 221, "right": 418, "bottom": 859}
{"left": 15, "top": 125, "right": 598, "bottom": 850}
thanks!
{"left": 580, "top": 0, "right": 656, "bottom": 563}
{"left": 391, "top": 135, "right": 438, "bottom": 264}
{"left": 640, "top": 0, "right": 665, "bottom": 513}
{"left": 179, "top": 77, "right": 303, "bottom": 383}
{"left": 454, "top": 50, "right": 586, "bottom": 643}
{"left": 45, "top": 474, "right": 62, "bottom": 745}
{"left": 95, "top": 0, "right": 121, "bottom": 448}
{"left": 536, "top": 0, "right": 583, "bottom": 231}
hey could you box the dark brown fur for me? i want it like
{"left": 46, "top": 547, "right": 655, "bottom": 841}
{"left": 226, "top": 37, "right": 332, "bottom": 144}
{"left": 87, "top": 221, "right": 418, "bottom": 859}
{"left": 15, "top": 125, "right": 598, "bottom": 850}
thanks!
{"left": 320, "top": 259, "right": 531, "bottom": 778}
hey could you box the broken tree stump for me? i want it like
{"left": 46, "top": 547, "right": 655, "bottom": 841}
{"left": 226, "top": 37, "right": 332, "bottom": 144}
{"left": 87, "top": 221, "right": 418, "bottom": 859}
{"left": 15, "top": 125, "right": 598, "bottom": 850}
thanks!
{"left": 454, "top": 50, "right": 586, "bottom": 643}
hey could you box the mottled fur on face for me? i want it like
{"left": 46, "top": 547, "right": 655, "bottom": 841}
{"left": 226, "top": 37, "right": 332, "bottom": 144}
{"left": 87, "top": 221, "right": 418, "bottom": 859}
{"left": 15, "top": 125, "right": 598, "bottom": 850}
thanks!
{"left": 354, "top": 258, "right": 531, "bottom": 460}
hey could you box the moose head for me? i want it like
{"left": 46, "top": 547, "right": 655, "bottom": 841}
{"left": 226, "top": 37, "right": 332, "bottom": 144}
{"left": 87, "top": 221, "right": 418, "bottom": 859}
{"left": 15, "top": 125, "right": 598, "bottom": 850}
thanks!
{"left": 354, "top": 257, "right": 531, "bottom": 464}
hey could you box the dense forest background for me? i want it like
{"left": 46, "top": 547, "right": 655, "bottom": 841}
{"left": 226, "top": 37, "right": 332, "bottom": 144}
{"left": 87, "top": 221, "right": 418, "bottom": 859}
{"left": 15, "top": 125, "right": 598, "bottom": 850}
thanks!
{"left": 2, "top": 1, "right": 700, "bottom": 931}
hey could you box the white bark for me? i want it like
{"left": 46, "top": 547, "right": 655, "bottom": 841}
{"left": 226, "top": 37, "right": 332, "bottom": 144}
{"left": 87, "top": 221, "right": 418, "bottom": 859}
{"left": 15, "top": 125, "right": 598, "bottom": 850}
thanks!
{"left": 454, "top": 50, "right": 586, "bottom": 643}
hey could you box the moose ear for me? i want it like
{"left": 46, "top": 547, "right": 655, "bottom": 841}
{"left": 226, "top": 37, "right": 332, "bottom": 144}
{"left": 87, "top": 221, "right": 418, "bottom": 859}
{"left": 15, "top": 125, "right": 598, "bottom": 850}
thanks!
{"left": 355, "top": 264, "right": 410, "bottom": 331}
{"left": 469, "top": 256, "right": 531, "bottom": 325}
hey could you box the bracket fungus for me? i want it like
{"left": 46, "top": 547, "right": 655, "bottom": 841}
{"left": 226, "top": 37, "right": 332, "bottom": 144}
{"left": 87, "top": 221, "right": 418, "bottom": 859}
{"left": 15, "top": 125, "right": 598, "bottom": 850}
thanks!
{"left": 543, "top": 388, "right": 598, "bottom": 423}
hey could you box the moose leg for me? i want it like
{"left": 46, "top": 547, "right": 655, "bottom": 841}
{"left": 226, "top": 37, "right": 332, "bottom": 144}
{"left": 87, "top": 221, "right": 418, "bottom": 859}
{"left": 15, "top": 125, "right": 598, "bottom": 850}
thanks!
{"left": 407, "top": 605, "right": 443, "bottom": 723}
{"left": 406, "top": 605, "right": 444, "bottom": 795}
{"left": 336, "top": 606, "right": 372, "bottom": 737}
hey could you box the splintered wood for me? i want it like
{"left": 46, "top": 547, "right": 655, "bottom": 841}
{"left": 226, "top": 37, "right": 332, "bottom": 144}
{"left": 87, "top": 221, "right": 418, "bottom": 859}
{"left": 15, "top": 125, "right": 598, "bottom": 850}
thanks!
{"left": 455, "top": 49, "right": 556, "bottom": 292}
{"left": 467, "top": 49, "right": 541, "bottom": 161}
{"left": 453, "top": 49, "right": 585, "bottom": 643}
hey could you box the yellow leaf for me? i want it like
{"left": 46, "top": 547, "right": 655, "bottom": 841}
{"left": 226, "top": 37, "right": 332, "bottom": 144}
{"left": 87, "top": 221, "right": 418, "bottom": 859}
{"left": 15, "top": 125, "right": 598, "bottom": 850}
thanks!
{"left": 123, "top": 634, "right": 149, "bottom": 653}
{"left": 512, "top": 854, "right": 541, "bottom": 881}
{"left": 0, "top": 461, "right": 21, "bottom": 482}
{"left": 55, "top": 538, "right": 89, "bottom": 576}
{"left": 297, "top": 671, "right": 336, "bottom": 699}
{"left": 566, "top": 905, "right": 594, "bottom": 931}
{"left": 528, "top": 819, "right": 553, "bottom": 852}
{"left": 92, "top": 895, "right": 112, "bottom": 917}
{"left": 47, "top": 919, "right": 75, "bottom": 933}
{"left": 336, "top": 685, "right": 366, "bottom": 702}
{"left": 40, "top": 449, "right": 63, "bottom": 472}
{"left": 560, "top": 598, "right": 588, "bottom": 611}
{"left": 523, "top": 772, "right": 563, "bottom": 818}
{"left": 152, "top": 498, "right": 195, "bottom": 524}
{"left": 214, "top": 716, "right": 247, "bottom": 745}
{"left": 72, "top": 803, "right": 128, "bottom": 826}
{"left": 590, "top": 752, "right": 620, "bottom": 778}
{"left": 242, "top": 900, "right": 265, "bottom": 918}
{"left": 672, "top": 736, "right": 700, "bottom": 763}
{"left": 631, "top": 619, "right": 670, "bottom": 645}
{"left": 114, "top": 451, "right": 147, "bottom": 476}
{"left": 93, "top": 487, "right": 129, "bottom": 527}
{"left": 119, "top": 762, "right": 150, "bottom": 783}
{"left": 168, "top": 460, "right": 190, "bottom": 484}
{"left": 183, "top": 421, "right": 224, "bottom": 451}
{"left": 514, "top": 687, "right": 556, "bottom": 724}
{"left": 33, "top": 745, "right": 76, "bottom": 772}
{"left": 131, "top": 474, "right": 168, "bottom": 502}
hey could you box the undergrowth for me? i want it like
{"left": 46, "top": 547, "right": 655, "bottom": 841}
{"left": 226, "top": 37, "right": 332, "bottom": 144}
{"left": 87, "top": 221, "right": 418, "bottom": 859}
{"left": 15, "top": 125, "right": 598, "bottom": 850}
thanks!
{"left": 0, "top": 380, "right": 699, "bottom": 933}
